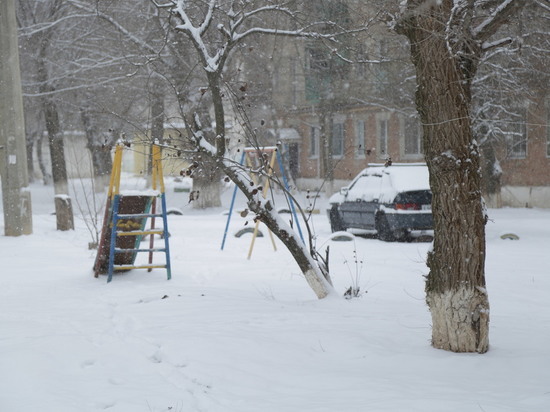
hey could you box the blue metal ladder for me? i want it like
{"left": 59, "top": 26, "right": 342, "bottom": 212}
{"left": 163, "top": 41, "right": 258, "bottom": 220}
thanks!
{"left": 107, "top": 192, "right": 172, "bottom": 282}
{"left": 94, "top": 143, "right": 172, "bottom": 283}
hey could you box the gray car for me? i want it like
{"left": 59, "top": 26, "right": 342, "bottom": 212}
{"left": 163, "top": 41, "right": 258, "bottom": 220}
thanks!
{"left": 327, "top": 163, "right": 433, "bottom": 241}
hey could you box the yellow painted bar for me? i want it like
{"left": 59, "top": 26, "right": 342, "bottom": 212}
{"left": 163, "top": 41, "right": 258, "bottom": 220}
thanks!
{"left": 108, "top": 144, "right": 123, "bottom": 199}
{"left": 114, "top": 264, "right": 166, "bottom": 271}
{"left": 152, "top": 144, "right": 165, "bottom": 194}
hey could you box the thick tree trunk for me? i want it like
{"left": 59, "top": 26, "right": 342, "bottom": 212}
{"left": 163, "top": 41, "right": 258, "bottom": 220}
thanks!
{"left": 191, "top": 73, "right": 223, "bottom": 209}
{"left": 397, "top": 5, "right": 489, "bottom": 353}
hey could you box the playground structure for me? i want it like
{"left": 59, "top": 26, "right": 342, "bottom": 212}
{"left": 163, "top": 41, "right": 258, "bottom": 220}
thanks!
{"left": 93, "top": 143, "right": 172, "bottom": 282}
{"left": 221, "top": 146, "right": 304, "bottom": 258}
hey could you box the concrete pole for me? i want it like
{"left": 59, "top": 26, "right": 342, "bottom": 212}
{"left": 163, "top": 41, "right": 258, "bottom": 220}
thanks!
{"left": 0, "top": 0, "right": 33, "bottom": 235}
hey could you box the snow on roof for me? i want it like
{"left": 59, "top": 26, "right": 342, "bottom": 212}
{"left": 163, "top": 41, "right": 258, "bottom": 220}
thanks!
{"left": 267, "top": 128, "right": 301, "bottom": 141}
{"left": 382, "top": 164, "right": 430, "bottom": 192}
{"left": 346, "top": 164, "right": 430, "bottom": 203}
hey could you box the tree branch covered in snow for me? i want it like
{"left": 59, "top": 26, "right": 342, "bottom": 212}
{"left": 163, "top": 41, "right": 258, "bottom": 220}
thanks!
{"left": 183, "top": 114, "right": 334, "bottom": 299}
{"left": 147, "top": 0, "right": 360, "bottom": 298}
{"left": 472, "top": 0, "right": 526, "bottom": 42}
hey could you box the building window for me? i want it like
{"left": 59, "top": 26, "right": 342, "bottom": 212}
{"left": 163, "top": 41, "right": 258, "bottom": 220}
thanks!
{"left": 309, "top": 126, "right": 319, "bottom": 157}
{"left": 355, "top": 120, "right": 365, "bottom": 157}
{"left": 332, "top": 122, "right": 345, "bottom": 157}
{"left": 377, "top": 118, "right": 388, "bottom": 158}
{"left": 509, "top": 109, "right": 527, "bottom": 159}
{"left": 404, "top": 117, "right": 423, "bottom": 156}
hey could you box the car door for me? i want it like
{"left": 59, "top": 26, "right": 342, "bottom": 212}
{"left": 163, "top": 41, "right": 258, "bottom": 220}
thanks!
{"left": 339, "top": 173, "right": 382, "bottom": 230}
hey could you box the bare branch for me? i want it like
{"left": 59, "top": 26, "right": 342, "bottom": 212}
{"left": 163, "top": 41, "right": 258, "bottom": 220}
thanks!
{"left": 473, "top": 0, "right": 527, "bottom": 42}
{"left": 481, "top": 36, "right": 513, "bottom": 51}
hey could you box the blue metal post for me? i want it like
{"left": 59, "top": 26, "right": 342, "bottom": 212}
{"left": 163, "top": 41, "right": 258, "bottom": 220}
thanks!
{"left": 276, "top": 150, "right": 305, "bottom": 244}
{"left": 107, "top": 195, "right": 121, "bottom": 283}
{"left": 221, "top": 151, "right": 246, "bottom": 250}
{"left": 161, "top": 193, "right": 172, "bottom": 280}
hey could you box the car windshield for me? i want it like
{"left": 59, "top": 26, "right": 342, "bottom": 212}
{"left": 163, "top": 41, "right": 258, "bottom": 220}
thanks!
{"left": 347, "top": 173, "right": 382, "bottom": 201}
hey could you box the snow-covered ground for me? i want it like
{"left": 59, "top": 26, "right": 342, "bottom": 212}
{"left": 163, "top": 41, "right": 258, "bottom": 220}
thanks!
{"left": 1, "top": 179, "right": 549, "bottom": 412}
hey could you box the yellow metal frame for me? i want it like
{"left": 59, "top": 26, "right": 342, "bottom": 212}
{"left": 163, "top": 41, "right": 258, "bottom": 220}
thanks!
{"left": 108, "top": 143, "right": 165, "bottom": 198}
{"left": 99, "top": 142, "right": 171, "bottom": 281}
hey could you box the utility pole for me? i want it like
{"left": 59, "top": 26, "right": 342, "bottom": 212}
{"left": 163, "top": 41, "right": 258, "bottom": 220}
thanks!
{"left": 0, "top": 0, "right": 33, "bottom": 235}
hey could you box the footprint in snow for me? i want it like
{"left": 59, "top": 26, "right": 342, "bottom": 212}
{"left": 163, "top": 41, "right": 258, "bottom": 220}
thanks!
{"left": 81, "top": 359, "right": 96, "bottom": 368}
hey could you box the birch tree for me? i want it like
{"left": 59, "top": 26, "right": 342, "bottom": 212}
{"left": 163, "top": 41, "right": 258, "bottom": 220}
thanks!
{"left": 394, "top": 0, "right": 527, "bottom": 353}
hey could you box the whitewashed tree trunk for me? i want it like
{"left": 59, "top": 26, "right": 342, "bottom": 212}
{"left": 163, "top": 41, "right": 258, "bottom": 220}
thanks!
{"left": 396, "top": 0, "right": 525, "bottom": 353}
{"left": 192, "top": 175, "right": 222, "bottom": 209}
{"left": 428, "top": 286, "right": 489, "bottom": 353}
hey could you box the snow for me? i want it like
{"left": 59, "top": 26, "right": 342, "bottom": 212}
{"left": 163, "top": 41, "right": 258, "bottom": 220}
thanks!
{"left": 1, "top": 178, "right": 550, "bottom": 412}
{"left": 331, "top": 164, "right": 430, "bottom": 205}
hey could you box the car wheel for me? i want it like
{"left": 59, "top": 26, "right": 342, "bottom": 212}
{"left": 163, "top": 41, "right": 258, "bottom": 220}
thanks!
{"left": 329, "top": 205, "right": 346, "bottom": 233}
{"left": 375, "top": 213, "right": 395, "bottom": 242}
{"left": 392, "top": 228, "right": 411, "bottom": 242}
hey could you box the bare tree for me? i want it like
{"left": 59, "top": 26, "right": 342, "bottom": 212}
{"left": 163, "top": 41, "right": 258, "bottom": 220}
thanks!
{"left": 472, "top": 1, "right": 550, "bottom": 205}
{"left": 17, "top": 0, "right": 74, "bottom": 230}
{"left": 148, "top": 0, "right": 374, "bottom": 297}
{"left": 394, "top": 0, "right": 527, "bottom": 353}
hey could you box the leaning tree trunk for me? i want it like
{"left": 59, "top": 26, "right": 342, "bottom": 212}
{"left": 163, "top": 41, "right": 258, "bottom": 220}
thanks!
{"left": 221, "top": 155, "right": 332, "bottom": 299}
{"left": 398, "top": 6, "right": 489, "bottom": 353}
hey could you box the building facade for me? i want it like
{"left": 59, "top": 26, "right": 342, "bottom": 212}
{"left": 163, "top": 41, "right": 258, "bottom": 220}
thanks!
{"left": 261, "top": 5, "right": 549, "bottom": 207}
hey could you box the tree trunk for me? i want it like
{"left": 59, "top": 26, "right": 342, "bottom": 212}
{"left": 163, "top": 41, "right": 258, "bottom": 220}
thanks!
{"left": 191, "top": 74, "right": 223, "bottom": 209}
{"left": 42, "top": 91, "right": 73, "bottom": 230}
{"left": 54, "top": 195, "right": 74, "bottom": 231}
{"left": 151, "top": 86, "right": 165, "bottom": 145}
{"left": 37, "top": 133, "right": 52, "bottom": 185}
{"left": 44, "top": 100, "right": 69, "bottom": 195}
{"left": 397, "top": 5, "right": 489, "bottom": 353}
{"left": 80, "top": 106, "right": 111, "bottom": 190}
{"left": 191, "top": 155, "right": 222, "bottom": 209}
{"left": 481, "top": 145, "right": 502, "bottom": 208}
{"left": 26, "top": 134, "right": 35, "bottom": 182}
{"left": 319, "top": 108, "right": 334, "bottom": 195}
{"left": 222, "top": 157, "right": 332, "bottom": 299}
{"left": 36, "top": 32, "right": 73, "bottom": 230}
{"left": 45, "top": 104, "right": 74, "bottom": 231}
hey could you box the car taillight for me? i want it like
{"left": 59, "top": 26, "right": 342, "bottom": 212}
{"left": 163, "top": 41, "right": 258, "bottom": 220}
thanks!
{"left": 395, "top": 203, "right": 421, "bottom": 210}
